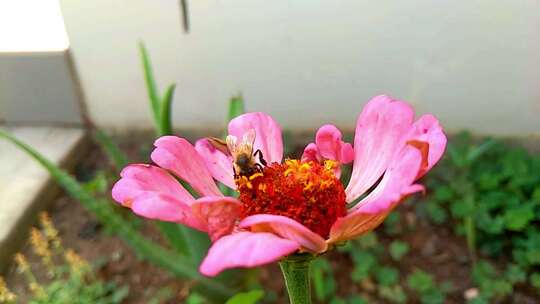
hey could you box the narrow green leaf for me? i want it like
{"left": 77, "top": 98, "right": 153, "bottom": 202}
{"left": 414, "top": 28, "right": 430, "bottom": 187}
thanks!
{"left": 93, "top": 129, "right": 129, "bottom": 169}
{"left": 225, "top": 290, "right": 264, "bottom": 304}
{"left": 228, "top": 94, "right": 245, "bottom": 122}
{"left": 155, "top": 222, "right": 191, "bottom": 254}
{"left": 0, "top": 129, "right": 234, "bottom": 301}
{"left": 466, "top": 138, "right": 497, "bottom": 164}
{"left": 158, "top": 83, "right": 176, "bottom": 136}
{"left": 140, "top": 55, "right": 191, "bottom": 258}
{"left": 138, "top": 41, "right": 161, "bottom": 127}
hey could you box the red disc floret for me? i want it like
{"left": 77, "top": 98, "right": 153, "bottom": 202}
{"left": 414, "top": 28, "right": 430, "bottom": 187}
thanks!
{"left": 236, "top": 159, "right": 347, "bottom": 238}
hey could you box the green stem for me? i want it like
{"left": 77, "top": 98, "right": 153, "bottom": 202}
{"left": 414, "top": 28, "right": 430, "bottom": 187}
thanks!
{"left": 279, "top": 254, "right": 313, "bottom": 304}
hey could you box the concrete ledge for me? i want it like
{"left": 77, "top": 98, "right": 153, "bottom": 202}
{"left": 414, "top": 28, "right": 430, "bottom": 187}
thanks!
{"left": 0, "top": 126, "right": 87, "bottom": 273}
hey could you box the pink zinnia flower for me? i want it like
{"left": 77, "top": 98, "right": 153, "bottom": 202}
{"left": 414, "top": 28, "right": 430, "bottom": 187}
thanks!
{"left": 112, "top": 95, "right": 447, "bottom": 277}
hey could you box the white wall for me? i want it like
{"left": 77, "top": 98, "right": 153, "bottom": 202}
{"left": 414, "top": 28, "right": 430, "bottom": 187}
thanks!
{"left": 0, "top": 0, "right": 78, "bottom": 125}
{"left": 60, "top": 0, "right": 540, "bottom": 136}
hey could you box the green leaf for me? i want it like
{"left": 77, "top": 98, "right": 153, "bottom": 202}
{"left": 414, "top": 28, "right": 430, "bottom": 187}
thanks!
{"left": 159, "top": 83, "right": 176, "bottom": 135}
{"left": 139, "top": 41, "right": 160, "bottom": 125}
{"left": 383, "top": 211, "right": 401, "bottom": 235}
{"left": 420, "top": 289, "right": 444, "bottom": 304}
{"left": 186, "top": 292, "right": 206, "bottom": 304}
{"left": 375, "top": 266, "right": 399, "bottom": 286}
{"left": 450, "top": 198, "right": 475, "bottom": 218}
{"left": 347, "top": 295, "right": 367, "bottom": 304}
{"left": 93, "top": 129, "right": 129, "bottom": 169}
{"left": 311, "top": 258, "right": 334, "bottom": 301}
{"left": 433, "top": 185, "right": 454, "bottom": 202}
{"left": 228, "top": 94, "right": 245, "bottom": 121}
{"left": 0, "top": 129, "right": 235, "bottom": 301}
{"left": 82, "top": 171, "right": 108, "bottom": 194}
{"left": 155, "top": 222, "right": 191, "bottom": 256}
{"left": 329, "top": 298, "right": 347, "bottom": 304}
{"left": 349, "top": 251, "right": 376, "bottom": 282}
{"left": 407, "top": 269, "right": 434, "bottom": 293}
{"left": 504, "top": 264, "right": 526, "bottom": 284}
{"left": 426, "top": 201, "right": 448, "bottom": 224}
{"left": 389, "top": 241, "right": 410, "bottom": 261}
{"left": 378, "top": 285, "right": 407, "bottom": 304}
{"left": 311, "top": 259, "right": 327, "bottom": 301}
{"left": 529, "top": 272, "right": 540, "bottom": 289}
{"left": 225, "top": 290, "right": 264, "bottom": 304}
{"left": 466, "top": 138, "right": 497, "bottom": 164}
{"left": 472, "top": 260, "right": 496, "bottom": 285}
{"left": 503, "top": 205, "right": 535, "bottom": 231}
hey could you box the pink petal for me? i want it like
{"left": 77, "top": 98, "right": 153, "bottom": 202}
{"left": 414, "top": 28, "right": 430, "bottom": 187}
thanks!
{"left": 315, "top": 124, "right": 354, "bottom": 164}
{"left": 191, "top": 196, "right": 242, "bottom": 241}
{"left": 345, "top": 95, "right": 414, "bottom": 202}
{"left": 112, "top": 164, "right": 194, "bottom": 206}
{"left": 151, "top": 136, "right": 222, "bottom": 197}
{"left": 130, "top": 193, "right": 205, "bottom": 230}
{"left": 199, "top": 232, "right": 299, "bottom": 277}
{"left": 111, "top": 164, "right": 204, "bottom": 229}
{"left": 195, "top": 138, "right": 236, "bottom": 189}
{"left": 329, "top": 143, "right": 424, "bottom": 243}
{"left": 301, "top": 143, "right": 322, "bottom": 163}
{"left": 228, "top": 112, "right": 283, "bottom": 164}
{"left": 239, "top": 214, "right": 327, "bottom": 253}
{"left": 405, "top": 114, "right": 447, "bottom": 179}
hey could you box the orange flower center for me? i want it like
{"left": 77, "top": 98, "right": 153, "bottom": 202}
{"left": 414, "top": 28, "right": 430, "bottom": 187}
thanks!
{"left": 236, "top": 159, "right": 347, "bottom": 238}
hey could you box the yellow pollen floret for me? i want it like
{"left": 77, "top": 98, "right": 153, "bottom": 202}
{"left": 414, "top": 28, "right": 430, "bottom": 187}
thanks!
{"left": 249, "top": 173, "right": 264, "bottom": 180}
{"left": 237, "top": 176, "right": 253, "bottom": 189}
{"left": 324, "top": 160, "right": 338, "bottom": 171}
{"left": 304, "top": 181, "right": 314, "bottom": 191}
{"left": 283, "top": 168, "right": 294, "bottom": 177}
{"left": 299, "top": 163, "right": 312, "bottom": 171}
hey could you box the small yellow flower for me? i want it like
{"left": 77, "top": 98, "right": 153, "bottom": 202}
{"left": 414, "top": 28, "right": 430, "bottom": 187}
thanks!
{"left": 64, "top": 249, "right": 89, "bottom": 276}
{"left": 14, "top": 253, "right": 29, "bottom": 273}
{"left": 39, "top": 212, "right": 61, "bottom": 250}
{"left": 29, "top": 228, "right": 52, "bottom": 260}
{"left": 0, "top": 277, "right": 16, "bottom": 303}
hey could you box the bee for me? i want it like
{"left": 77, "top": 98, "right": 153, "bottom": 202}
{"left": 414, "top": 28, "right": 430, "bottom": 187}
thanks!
{"left": 207, "top": 129, "right": 267, "bottom": 179}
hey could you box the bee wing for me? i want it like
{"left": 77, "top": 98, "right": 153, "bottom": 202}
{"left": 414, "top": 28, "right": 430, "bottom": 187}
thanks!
{"left": 206, "top": 137, "right": 230, "bottom": 155}
{"left": 241, "top": 129, "right": 256, "bottom": 154}
{"left": 226, "top": 135, "right": 239, "bottom": 155}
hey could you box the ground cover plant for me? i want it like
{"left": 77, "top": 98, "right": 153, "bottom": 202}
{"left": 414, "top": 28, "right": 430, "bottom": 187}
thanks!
{"left": 0, "top": 213, "right": 128, "bottom": 304}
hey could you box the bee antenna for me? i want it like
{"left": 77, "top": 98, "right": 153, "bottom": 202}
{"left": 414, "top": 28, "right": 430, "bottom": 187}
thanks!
{"left": 254, "top": 149, "right": 267, "bottom": 166}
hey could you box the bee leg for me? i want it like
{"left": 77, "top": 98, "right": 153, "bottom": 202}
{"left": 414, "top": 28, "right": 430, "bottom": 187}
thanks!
{"left": 254, "top": 149, "right": 267, "bottom": 166}
{"left": 233, "top": 166, "right": 239, "bottom": 179}
{"left": 254, "top": 163, "right": 264, "bottom": 173}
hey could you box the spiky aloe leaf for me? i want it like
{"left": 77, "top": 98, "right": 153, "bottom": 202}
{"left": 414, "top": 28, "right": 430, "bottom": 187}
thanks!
{"left": 93, "top": 129, "right": 129, "bottom": 169}
{"left": 159, "top": 83, "right": 176, "bottom": 136}
{"left": 228, "top": 94, "right": 245, "bottom": 122}
{"left": 139, "top": 42, "right": 160, "bottom": 127}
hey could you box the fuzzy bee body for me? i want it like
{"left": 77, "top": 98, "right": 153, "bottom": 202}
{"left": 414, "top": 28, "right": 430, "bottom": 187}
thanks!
{"left": 207, "top": 129, "right": 267, "bottom": 179}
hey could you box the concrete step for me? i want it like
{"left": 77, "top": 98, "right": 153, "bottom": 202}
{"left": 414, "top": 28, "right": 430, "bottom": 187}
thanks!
{"left": 0, "top": 126, "right": 87, "bottom": 272}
